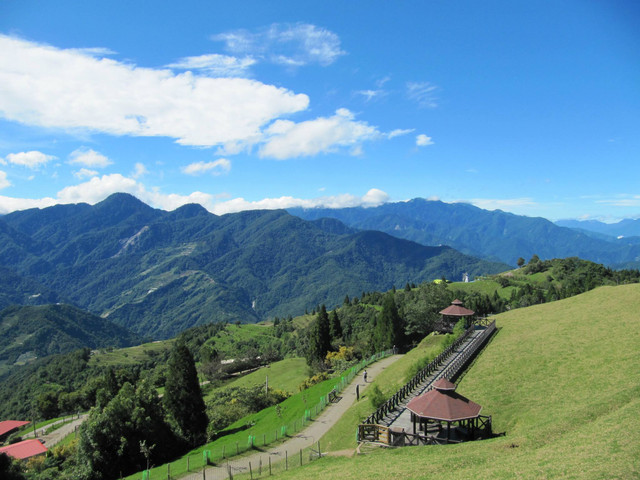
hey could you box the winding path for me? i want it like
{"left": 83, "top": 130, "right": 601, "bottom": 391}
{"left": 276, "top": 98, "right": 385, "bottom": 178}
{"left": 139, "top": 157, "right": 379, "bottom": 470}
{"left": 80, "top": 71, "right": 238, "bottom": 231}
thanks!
{"left": 182, "top": 354, "right": 403, "bottom": 480}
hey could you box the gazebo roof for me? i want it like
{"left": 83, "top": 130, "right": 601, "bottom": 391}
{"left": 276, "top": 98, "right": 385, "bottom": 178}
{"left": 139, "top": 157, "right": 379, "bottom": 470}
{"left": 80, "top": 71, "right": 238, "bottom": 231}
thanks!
{"left": 407, "top": 381, "right": 482, "bottom": 422}
{"left": 433, "top": 378, "right": 457, "bottom": 391}
{"left": 439, "top": 299, "right": 475, "bottom": 317}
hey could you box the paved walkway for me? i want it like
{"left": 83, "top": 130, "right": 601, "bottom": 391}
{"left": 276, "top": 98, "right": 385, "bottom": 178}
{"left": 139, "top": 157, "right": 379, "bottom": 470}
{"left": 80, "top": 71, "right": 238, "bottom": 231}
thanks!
{"left": 182, "top": 354, "right": 402, "bottom": 480}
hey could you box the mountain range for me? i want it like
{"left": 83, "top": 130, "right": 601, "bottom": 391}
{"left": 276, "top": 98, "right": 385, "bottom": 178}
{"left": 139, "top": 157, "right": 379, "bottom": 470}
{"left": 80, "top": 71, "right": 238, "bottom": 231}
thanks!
{"left": 0, "top": 193, "right": 506, "bottom": 339}
{"left": 289, "top": 199, "right": 640, "bottom": 268}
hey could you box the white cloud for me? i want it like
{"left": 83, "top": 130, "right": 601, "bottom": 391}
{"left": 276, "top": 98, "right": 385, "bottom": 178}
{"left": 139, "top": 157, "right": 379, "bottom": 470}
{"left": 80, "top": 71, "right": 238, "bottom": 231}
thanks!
{"left": 73, "top": 168, "right": 99, "bottom": 179}
{"left": 182, "top": 159, "right": 231, "bottom": 176}
{"left": 356, "top": 89, "right": 385, "bottom": 102}
{"left": 406, "top": 81, "right": 438, "bottom": 108}
{"left": 0, "top": 35, "right": 309, "bottom": 148}
{"left": 0, "top": 173, "right": 390, "bottom": 216}
{"left": 260, "top": 108, "right": 379, "bottom": 160}
{"left": 388, "top": 128, "right": 414, "bottom": 139}
{"left": 132, "top": 162, "right": 148, "bottom": 179}
{"left": 167, "top": 54, "right": 256, "bottom": 77}
{"left": 213, "top": 23, "right": 346, "bottom": 67}
{"left": 416, "top": 134, "right": 434, "bottom": 146}
{"left": 469, "top": 197, "right": 537, "bottom": 211}
{"left": 68, "top": 148, "right": 112, "bottom": 167}
{"left": 0, "top": 171, "right": 10, "bottom": 189}
{"left": 596, "top": 195, "right": 640, "bottom": 207}
{"left": 4, "top": 151, "right": 56, "bottom": 169}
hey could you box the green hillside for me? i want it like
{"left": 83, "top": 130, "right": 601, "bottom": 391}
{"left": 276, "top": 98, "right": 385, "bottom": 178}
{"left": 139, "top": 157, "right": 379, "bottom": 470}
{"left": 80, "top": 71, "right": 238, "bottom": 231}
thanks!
{"left": 278, "top": 284, "right": 640, "bottom": 479}
{"left": 0, "top": 304, "right": 140, "bottom": 374}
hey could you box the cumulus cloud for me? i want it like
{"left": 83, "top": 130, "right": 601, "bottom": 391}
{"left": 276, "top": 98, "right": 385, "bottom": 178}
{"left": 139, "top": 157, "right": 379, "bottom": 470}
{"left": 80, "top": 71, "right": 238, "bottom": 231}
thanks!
{"left": 0, "top": 171, "right": 10, "bottom": 189}
{"left": 416, "top": 134, "right": 434, "bottom": 146}
{"left": 167, "top": 54, "right": 256, "bottom": 77}
{"left": 0, "top": 173, "right": 390, "bottom": 216}
{"left": 73, "top": 168, "right": 99, "bottom": 179}
{"left": 68, "top": 148, "right": 112, "bottom": 167}
{"left": 4, "top": 151, "right": 56, "bottom": 169}
{"left": 212, "top": 23, "right": 346, "bottom": 67}
{"left": 0, "top": 35, "right": 309, "bottom": 147}
{"left": 260, "top": 108, "right": 379, "bottom": 160}
{"left": 182, "top": 159, "right": 231, "bottom": 176}
{"left": 406, "top": 81, "right": 438, "bottom": 108}
{"left": 132, "top": 162, "right": 148, "bottom": 179}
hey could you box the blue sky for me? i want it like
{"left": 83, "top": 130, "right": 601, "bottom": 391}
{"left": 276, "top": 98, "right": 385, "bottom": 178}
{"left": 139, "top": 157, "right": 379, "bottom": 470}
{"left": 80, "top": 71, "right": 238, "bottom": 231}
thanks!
{"left": 0, "top": 1, "right": 638, "bottom": 221}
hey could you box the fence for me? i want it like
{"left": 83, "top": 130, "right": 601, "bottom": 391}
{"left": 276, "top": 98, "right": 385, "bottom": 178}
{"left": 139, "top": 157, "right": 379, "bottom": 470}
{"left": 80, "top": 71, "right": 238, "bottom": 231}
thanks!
{"left": 136, "top": 348, "right": 394, "bottom": 480}
{"left": 361, "top": 320, "right": 497, "bottom": 428}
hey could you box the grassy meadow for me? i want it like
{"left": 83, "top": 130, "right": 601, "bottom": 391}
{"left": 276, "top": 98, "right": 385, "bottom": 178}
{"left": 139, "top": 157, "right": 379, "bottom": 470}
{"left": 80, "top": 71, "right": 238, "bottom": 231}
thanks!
{"left": 275, "top": 284, "right": 640, "bottom": 479}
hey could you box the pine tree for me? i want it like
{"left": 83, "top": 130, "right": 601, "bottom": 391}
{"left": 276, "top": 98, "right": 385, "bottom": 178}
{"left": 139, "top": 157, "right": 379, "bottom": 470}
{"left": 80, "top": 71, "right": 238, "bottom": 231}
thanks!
{"left": 164, "top": 342, "right": 208, "bottom": 446}
{"left": 374, "top": 294, "right": 405, "bottom": 351}
{"left": 329, "top": 309, "right": 342, "bottom": 341}
{"left": 307, "top": 305, "right": 332, "bottom": 365}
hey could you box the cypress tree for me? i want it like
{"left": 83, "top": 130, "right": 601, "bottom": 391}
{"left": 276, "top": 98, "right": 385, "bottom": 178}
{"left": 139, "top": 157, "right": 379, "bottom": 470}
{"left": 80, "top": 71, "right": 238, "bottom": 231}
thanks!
{"left": 307, "top": 305, "right": 332, "bottom": 365}
{"left": 164, "top": 342, "right": 208, "bottom": 446}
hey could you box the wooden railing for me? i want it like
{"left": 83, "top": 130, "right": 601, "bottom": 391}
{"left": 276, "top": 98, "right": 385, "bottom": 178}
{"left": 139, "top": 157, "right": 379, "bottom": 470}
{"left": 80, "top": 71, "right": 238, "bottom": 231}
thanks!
{"left": 361, "top": 320, "right": 497, "bottom": 427}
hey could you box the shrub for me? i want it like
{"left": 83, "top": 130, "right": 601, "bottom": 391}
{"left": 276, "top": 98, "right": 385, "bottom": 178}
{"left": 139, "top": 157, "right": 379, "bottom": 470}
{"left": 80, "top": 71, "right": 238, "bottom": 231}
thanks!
{"left": 368, "top": 384, "right": 386, "bottom": 409}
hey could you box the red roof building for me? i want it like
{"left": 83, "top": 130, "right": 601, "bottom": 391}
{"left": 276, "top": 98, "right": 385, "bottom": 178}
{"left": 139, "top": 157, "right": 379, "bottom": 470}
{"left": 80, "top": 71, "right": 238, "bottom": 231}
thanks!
{"left": 0, "top": 439, "right": 48, "bottom": 460}
{"left": 0, "top": 420, "right": 30, "bottom": 441}
{"left": 439, "top": 299, "right": 475, "bottom": 317}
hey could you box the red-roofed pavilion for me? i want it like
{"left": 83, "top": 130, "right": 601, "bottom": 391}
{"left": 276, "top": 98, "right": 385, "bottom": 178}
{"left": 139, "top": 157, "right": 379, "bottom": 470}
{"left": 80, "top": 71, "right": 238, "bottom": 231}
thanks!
{"left": 406, "top": 378, "right": 485, "bottom": 443}
{"left": 439, "top": 299, "right": 475, "bottom": 331}
{"left": 0, "top": 439, "right": 48, "bottom": 460}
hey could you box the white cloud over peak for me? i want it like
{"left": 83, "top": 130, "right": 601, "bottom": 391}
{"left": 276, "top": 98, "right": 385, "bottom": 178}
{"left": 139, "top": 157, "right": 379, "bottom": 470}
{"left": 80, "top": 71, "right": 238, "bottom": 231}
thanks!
{"left": 416, "top": 134, "right": 434, "bottom": 146}
{"left": 167, "top": 54, "right": 256, "bottom": 77}
{"left": 260, "top": 108, "right": 379, "bottom": 160}
{"left": 0, "top": 35, "right": 309, "bottom": 148}
{"left": 212, "top": 23, "right": 346, "bottom": 67}
{"left": 0, "top": 174, "right": 389, "bottom": 217}
{"left": 469, "top": 197, "right": 536, "bottom": 211}
{"left": 182, "top": 159, "right": 231, "bottom": 176}
{"left": 4, "top": 151, "right": 56, "bottom": 169}
{"left": 68, "top": 148, "right": 112, "bottom": 167}
{"left": 0, "top": 171, "right": 10, "bottom": 189}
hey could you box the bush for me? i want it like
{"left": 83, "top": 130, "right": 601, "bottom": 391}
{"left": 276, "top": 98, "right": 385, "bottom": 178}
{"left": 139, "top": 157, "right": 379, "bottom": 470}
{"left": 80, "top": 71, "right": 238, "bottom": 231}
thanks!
{"left": 298, "top": 372, "right": 329, "bottom": 391}
{"left": 368, "top": 384, "right": 386, "bottom": 409}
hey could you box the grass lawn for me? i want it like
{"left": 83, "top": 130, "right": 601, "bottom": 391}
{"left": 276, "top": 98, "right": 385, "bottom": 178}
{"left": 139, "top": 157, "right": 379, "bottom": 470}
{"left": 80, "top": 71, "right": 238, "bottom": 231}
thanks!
{"left": 274, "top": 284, "right": 640, "bottom": 479}
{"left": 203, "top": 357, "right": 309, "bottom": 403}
{"left": 88, "top": 339, "right": 173, "bottom": 366}
{"left": 319, "top": 333, "right": 451, "bottom": 452}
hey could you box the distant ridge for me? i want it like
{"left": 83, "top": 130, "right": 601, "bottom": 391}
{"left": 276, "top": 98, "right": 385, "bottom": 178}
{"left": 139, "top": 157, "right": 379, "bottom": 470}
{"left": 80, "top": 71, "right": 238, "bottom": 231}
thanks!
{"left": 289, "top": 198, "right": 640, "bottom": 267}
{"left": 0, "top": 193, "right": 507, "bottom": 339}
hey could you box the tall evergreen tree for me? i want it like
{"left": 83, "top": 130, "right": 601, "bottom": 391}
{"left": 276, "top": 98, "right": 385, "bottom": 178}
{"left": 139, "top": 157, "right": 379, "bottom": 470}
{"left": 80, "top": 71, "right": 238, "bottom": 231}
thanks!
{"left": 306, "top": 305, "right": 332, "bottom": 365}
{"left": 164, "top": 342, "right": 208, "bottom": 446}
{"left": 374, "top": 294, "right": 405, "bottom": 351}
{"left": 329, "top": 309, "right": 343, "bottom": 341}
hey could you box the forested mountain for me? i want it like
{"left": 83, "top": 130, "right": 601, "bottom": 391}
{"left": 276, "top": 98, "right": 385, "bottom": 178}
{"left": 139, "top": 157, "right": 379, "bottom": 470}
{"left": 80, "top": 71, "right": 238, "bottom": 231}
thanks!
{"left": 0, "top": 304, "right": 141, "bottom": 370}
{"left": 0, "top": 193, "right": 507, "bottom": 339}
{"left": 289, "top": 198, "right": 640, "bottom": 268}
{"left": 556, "top": 217, "right": 640, "bottom": 239}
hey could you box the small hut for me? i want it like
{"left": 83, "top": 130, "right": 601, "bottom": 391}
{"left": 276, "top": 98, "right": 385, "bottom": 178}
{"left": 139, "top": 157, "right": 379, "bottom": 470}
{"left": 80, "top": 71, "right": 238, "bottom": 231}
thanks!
{"left": 439, "top": 299, "right": 475, "bottom": 330}
{"left": 406, "top": 378, "right": 489, "bottom": 443}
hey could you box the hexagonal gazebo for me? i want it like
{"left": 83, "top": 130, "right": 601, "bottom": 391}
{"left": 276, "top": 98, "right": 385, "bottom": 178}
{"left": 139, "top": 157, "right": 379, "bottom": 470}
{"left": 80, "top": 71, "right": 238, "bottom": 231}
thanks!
{"left": 406, "top": 378, "right": 489, "bottom": 444}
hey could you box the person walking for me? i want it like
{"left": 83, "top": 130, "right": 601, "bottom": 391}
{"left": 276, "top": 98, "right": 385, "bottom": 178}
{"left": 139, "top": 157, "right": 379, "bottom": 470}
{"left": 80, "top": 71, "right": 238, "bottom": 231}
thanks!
{"left": 363, "top": 370, "right": 368, "bottom": 383}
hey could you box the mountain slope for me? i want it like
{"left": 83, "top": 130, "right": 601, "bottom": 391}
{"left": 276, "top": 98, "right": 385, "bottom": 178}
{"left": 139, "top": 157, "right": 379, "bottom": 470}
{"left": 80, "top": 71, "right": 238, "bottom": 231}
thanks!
{"left": 0, "top": 304, "right": 141, "bottom": 369}
{"left": 0, "top": 194, "right": 507, "bottom": 339}
{"left": 288, "top": 198, "right": 640, "bottom": 267}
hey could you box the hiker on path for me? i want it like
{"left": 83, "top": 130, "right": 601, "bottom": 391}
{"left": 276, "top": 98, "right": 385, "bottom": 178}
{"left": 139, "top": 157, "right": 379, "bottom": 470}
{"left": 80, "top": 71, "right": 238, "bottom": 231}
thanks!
{"left": 363, "top": 370, "right": 368, "bottom": 382}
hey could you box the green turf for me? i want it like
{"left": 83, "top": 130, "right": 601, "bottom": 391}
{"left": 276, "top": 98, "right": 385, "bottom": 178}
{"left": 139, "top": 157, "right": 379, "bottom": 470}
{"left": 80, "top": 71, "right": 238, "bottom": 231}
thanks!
{"left": 273, "top": 284, "right": 640, "bottom": 479}
{"left": 319, "top": 334, "right": 451, "bottom": 452}
{"left": 203, "top": 357, "right": 309, "bottom": 403}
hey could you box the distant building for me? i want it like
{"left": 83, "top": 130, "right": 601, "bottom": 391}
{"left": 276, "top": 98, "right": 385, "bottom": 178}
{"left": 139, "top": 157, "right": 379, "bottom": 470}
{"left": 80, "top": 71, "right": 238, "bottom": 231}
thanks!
{"left": 0, "top": 439, "right": 48, "bottom": 460}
